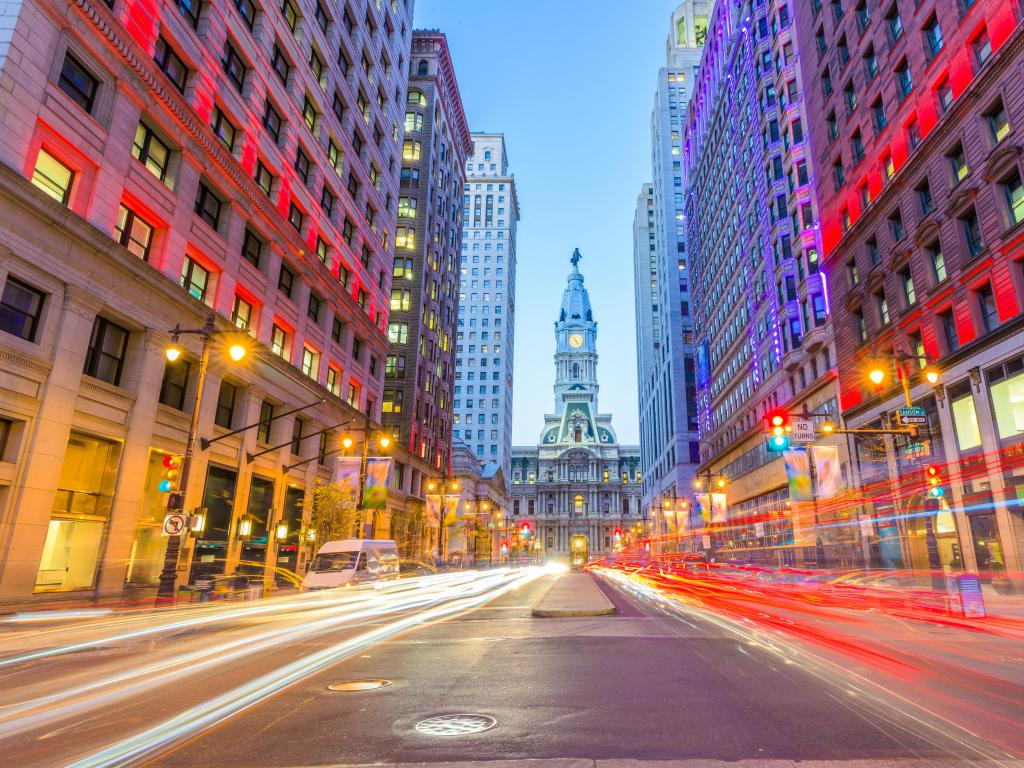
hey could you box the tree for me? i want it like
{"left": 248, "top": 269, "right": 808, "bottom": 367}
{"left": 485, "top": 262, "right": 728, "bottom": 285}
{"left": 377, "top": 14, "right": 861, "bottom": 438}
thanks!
{"left": 304, "top": 481, "right": 357, "bottom": 550}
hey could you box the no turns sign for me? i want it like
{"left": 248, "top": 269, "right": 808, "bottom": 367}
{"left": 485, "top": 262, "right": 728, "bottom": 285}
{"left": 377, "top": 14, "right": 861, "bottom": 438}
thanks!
{"left": 162, "top": 514, "right": 187, "bottom": 536}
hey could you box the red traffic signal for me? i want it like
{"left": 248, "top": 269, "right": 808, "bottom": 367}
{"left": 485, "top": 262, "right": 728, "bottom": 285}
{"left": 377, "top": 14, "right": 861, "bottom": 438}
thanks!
{"left": 519, "top": 522, "right": 532, "bottom": 537}
{"left": 925, "top": 465, "right": 944, "bottom": 497}
{"left": 159, "top": 455, "right": 182, "bottom": 493}
{"left": 764, "top": 409, "right": 791, "bottom": 437}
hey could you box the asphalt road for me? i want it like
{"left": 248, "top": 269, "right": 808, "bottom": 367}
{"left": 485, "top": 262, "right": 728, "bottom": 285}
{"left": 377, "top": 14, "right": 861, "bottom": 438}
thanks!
{"left": 148, "top": 574, "right": 1006, "bottom": 768}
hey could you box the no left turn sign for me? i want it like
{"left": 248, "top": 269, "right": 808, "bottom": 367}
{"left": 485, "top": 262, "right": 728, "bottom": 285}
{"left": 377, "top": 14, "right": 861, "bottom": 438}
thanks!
{"left": 162, "top": 514, "right": 187, "bottom": 536}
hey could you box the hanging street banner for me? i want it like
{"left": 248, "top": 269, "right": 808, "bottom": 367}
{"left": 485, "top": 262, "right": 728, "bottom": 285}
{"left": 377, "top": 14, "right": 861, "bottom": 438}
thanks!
{"left": 710, "top": 492, "right": 728, "bottom": 524}
{"left": 695, "top": 493, "right": 710, "bottom": 523}
{"left": 334, "top": 457, "right": 392, "bottom": 509}
{"left": 811, "top": 445, "right": 841, "bottom": 499}
{"left": 784, "top": 449, "right": 813, "bottom": 502}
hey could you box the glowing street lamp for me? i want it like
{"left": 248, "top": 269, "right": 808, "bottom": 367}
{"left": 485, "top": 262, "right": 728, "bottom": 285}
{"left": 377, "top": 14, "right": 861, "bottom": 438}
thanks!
{"left": 157, "top": 313, "right": 247, "bottom": 599}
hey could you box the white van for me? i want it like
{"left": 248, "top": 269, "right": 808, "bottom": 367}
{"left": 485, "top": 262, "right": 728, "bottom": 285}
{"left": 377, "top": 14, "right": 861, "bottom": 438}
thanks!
{"left": 302, "top": 539, "right": 400, "bottom": 590}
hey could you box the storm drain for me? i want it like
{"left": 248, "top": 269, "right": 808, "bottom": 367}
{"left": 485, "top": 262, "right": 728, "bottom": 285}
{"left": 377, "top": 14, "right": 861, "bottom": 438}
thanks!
{"left": 327, "top": 679, "right": 392, "bottom": 691}
{"left": 414, "top": 713, "right": 496, "bottom": 736}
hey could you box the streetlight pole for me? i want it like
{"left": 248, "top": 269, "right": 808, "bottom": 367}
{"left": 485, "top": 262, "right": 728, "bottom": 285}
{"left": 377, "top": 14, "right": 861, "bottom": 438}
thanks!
{"left": 157, "top": 313, "right": 246, "bottom": 600}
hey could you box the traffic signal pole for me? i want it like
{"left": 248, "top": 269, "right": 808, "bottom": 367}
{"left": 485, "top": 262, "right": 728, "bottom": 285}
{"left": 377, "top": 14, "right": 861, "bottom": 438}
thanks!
{"left": 157, "top": 320, "right": 214, "bottom": 600}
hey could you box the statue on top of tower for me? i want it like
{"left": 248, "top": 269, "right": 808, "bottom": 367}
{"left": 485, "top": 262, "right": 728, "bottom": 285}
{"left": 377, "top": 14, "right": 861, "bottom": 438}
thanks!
{"left": 570, "top": 248, "right": 582, "bottom": 268}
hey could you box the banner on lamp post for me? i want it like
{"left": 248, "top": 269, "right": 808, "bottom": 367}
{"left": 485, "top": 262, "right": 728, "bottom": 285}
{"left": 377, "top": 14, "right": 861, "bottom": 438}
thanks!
{"left": 784, "top": 449, "right": 813, "bottom": 502}
{"left": 710, "top": 492, "right": 727, "bottom": 523}
{"left": 334, "top": 456, "right": 391, "bottom": 509}
{"left": 811, "top": 445, "right": 841, "bottom": 499}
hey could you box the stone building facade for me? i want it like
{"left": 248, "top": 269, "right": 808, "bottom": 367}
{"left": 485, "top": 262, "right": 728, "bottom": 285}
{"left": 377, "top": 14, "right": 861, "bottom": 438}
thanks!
{"left": 511, "top": 253, "right": 642, "bottom": 560}
{"left": 797, "top": 0, "right": 1024, "bottom": 575}
{"left": 0, "top": 0, "right": 448, "bottom": 602}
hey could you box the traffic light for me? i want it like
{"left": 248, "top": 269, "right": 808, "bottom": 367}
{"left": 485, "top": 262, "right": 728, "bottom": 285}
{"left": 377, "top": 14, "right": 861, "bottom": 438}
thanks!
{"left": 764, "top": 409, "right": 791, "bottom": 451}
{"left": 926, "top": 465, "right": 944, "bottom": 497}
{"left": 613, "top": 528, "right": 622, "bottom": 543}
{"left": 159, "top": 455, "right": 181, "bottom": 493}
{"left": 519, "top": 522, "right": 532, "bottom": 538}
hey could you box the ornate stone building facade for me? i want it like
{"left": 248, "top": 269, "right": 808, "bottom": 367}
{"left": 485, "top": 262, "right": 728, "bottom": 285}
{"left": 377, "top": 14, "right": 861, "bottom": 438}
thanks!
{"left": 510, "top": 252, "right": 642, "bottom": 559}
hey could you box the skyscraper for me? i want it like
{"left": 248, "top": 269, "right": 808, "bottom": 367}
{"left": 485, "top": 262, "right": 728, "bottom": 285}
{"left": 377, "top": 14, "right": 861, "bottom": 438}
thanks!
{"left": 511, "top": 251, "right": 641, "bottom": 559}
{"left": 455, "top": 133, "right": 520, "bottom": 478}
{"left": 383, "top": 31, "right": 472, "bottom": 477}
{"left": 633, "top": 184, "right": 658, "bottom": 385}
{"left": 683, "top": 0, "right": 847, "bottom": 562}
{"left": 636, "top": 1, "right": 709, "bottom": 519}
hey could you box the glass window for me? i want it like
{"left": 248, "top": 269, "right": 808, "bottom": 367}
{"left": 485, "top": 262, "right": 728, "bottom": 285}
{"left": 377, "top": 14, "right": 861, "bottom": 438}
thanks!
{"left": 962, "top": 209, "right": 984, "bottom": 257}
{"left": 991, "top": 370, "right": 1024, "bottom": 440}
{"left": 36, "top": 433, "right": 122, "bottom": 591}
{"left": 271, "top": 324, "right": 287, "bottom": 357}
{"left": 231, "top": 294, "right": 252, "bottom": 331}
{"left": 115, "top": 204, "right": 154, "bottom": 260}
{"left": 84, "top": 317, "right": 128, "bottom": 385}
{"left": 254, "top": 160, "right": 273, "bottom": 196}
{"left": 214, "top": 380, "right": 236, "bottom": 428}
{"left": 263, "top": 99, "right": 282, "bottom": 141}
{"left": 222, "top": 42, "right": 247, "bottom": 91}
{"left": 159, "top": 358, "right": 190, "bottom": 410}
{"left": 193, "top": 182, "right": 222, "bottom": 230}
{"left": 132, "top": 123, "right": 170, "bottom": 182}
{"left": 952, "top": 394, "right": 981, "bottom": 450}
{"left": 241, "top": 228, "right": 262, "bottom": 269}
{"left": 154, "top": 37, "right": 188, "bottom": 93}
{"left": 257, "top": 400, "right": 273, "bottom": 443}
{"left": 58, "top": 53, "right": 98, "bottom": 112}
{"left": 180, "top": 256, "right": 209, "bottom": 302}
{"left": 977, "top": 283, "right": 999, "bottom": 332}
{"left": 31, "top": 149, "right": 74, "bottom": 204}
{"left": 0, "top": 276, "right": 45, "bottom": 342}
{"left": 278, "top": 263, "right": 295, "bottom": 299}
{"left": 929, "top": 244, "right": 946, "bottom": 282}
{"left": 1003, "top": 171, "right": 1024, "bottom": 226}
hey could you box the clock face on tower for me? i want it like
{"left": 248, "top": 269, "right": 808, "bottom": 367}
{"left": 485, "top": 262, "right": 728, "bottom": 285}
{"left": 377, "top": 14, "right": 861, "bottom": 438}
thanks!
{"left": 568, "top": 333, "right": 584, "bottom": 349}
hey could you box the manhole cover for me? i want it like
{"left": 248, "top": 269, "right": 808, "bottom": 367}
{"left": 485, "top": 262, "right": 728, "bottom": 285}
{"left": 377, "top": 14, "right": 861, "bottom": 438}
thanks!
{"left": 327, "top": 679, "right": 392, "bottom": 691}
{"left": 414, "top": 713, "right": 496, "bottom": 736}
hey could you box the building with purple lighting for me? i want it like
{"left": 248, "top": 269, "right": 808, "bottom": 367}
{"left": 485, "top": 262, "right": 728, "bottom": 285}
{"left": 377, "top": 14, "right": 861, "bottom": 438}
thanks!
{"left": 681, "top": 0, "right": 853, "bottom": 564}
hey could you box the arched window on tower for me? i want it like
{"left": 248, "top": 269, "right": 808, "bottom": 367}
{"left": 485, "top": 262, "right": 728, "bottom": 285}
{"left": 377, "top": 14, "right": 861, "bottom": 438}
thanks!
{"left": 572, "top": 362, "right": 580, "bottom": 378}
{"left": 418, "top": 59, "right": 428, "bottom": 75}
{"left": 574, "top": 426, "right": 582, "bottom": 443}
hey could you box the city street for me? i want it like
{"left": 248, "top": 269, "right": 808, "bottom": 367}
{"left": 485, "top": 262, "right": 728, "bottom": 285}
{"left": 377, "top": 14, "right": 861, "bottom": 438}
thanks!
{"left": 2, "top": 568, "right": 1021, "bottom": 767}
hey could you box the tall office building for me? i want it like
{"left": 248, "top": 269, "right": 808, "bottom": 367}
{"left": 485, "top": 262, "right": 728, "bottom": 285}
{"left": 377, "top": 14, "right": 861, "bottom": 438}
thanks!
{"left": 683, "top": 0, "right": 848, "bottom": 563}
{"left": 796, "top": 0, "right": 1024, "bottom": 574}
{"left": 0, "top": 0, "right": 427, "bottom": 601}
{"left": 633, "top": 184, "right": 658, "bottom": 387}
{"left": 636, "top": 1, "right": 708, "bottom": 519}
{"left": 454, "top": 133, "right": 520, "bottom": 479}
{"left": 383, "top": 31, "right": 472, "bottom": 476}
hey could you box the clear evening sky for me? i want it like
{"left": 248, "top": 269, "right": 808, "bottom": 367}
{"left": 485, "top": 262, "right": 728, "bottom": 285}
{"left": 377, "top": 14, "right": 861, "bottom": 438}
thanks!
{"left": 414, "top": 1, "right": 678, "bottom": 445}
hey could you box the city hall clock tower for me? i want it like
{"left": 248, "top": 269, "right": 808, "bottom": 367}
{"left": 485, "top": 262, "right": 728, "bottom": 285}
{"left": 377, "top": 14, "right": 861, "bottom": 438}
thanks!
{"left": 553, "top": 248, "right": 599, "bottom": 419}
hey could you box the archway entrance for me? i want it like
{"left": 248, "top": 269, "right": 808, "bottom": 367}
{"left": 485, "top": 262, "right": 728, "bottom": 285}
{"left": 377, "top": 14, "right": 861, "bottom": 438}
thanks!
{"left": 569, "top": 534, "right": 589, "bottom": 570}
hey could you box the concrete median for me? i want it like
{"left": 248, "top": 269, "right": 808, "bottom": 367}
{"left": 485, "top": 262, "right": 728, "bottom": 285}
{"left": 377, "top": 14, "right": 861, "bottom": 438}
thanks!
{"left": 531, "top": 572, "right": 616, "bottom": 617}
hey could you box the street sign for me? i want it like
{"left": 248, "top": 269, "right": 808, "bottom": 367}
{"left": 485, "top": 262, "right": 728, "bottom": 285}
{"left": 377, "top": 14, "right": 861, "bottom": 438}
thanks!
{"left": 898, "top": 406, "right": 928, "bottom": 425}
{"left": 162, "top": 513, "right": 187, "bottom": 537}
{"left": 791, "top": 418, "right": 815, "bottom": 443}
{"left": 901, "top": 440, "right": 932, "bottom": 460}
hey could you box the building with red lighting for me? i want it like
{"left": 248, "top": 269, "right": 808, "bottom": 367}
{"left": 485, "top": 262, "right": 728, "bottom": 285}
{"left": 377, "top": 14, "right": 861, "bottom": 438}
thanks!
{"left": 381, "top": 31, "right": 471, "bottom": 490}
{"left": 0, "top": 0, "right": 451, "bottom": 603}
{"left": 797, "top": 0, "right": 1024, "bottom": 577}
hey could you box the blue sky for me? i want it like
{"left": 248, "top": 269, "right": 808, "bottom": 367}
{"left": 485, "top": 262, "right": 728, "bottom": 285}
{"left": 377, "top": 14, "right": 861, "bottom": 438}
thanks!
{"left": 413, "top": 1, "right": 677, "bottom": 445}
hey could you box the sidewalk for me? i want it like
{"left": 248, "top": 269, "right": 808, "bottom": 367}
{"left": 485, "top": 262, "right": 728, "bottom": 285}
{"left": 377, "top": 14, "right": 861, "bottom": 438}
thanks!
{"left": 532, "top": 571, "right": 616, "bottom": 617}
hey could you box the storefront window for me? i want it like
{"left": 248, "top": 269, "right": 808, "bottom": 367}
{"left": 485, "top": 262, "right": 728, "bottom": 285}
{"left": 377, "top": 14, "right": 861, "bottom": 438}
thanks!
{"left": 951, "top": 394, "right": 982, "bottom": 451}
{"left": 991, "top": 370, "right": 1024, "bottom": 440}
{"left": 36, "top": 433, "right": 121, "bottom": 591}
{"left": 239, "top": 476, "right": 274, "bottom": 576}
{"left": 190, "top": 465, "right": 237, "bottom": 581}
{"left": 125, "top": 451, "right": 174, "bottom": 584}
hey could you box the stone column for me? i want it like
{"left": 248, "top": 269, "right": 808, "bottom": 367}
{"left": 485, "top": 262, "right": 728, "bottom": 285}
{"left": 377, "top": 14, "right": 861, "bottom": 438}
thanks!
{"left": 0, "top": 286, "right": 100, "bottom": 599}
{"left": 932, "top": 396, "right": 978, "bottom": 572}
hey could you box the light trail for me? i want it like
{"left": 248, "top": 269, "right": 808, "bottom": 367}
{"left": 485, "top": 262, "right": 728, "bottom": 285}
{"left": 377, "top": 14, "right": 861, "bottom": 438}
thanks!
{"left": 64, "top": 566, "right": 551, "bottom": 768}
{"left": 0, "top": 569, "right": 498, "bottom": 668}
{"left": 593, "top": 564, "right": 1024, "bottom": 763}
{"left": 0, "top": 571, "right": 518, "bottom": 738}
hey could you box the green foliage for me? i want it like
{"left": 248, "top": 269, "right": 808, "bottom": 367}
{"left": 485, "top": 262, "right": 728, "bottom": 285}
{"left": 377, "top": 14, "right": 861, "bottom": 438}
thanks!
{"left": 304, "top": 481, "right": 357, "bottom": 549}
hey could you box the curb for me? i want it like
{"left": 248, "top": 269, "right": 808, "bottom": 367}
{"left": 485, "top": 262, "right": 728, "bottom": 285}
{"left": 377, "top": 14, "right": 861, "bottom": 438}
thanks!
{"left": 531, "top": 606, "right": 617, "bottom": 618}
